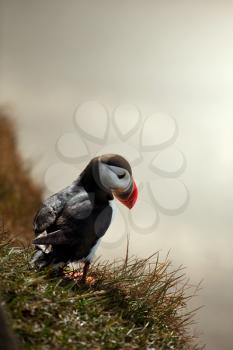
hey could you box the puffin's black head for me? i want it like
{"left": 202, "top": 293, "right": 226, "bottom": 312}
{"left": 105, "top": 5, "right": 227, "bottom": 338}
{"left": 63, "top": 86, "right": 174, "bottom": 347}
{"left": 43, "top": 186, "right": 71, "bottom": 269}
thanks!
{"left": 90, "top": 154, "right": 138, "bottom": 209}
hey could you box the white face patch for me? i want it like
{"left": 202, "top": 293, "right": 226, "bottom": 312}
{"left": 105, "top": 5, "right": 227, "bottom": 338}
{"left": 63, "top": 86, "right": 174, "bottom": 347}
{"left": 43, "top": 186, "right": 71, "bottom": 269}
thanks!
{"left": 98, "top": 162, "right": 131, "bottom": 192}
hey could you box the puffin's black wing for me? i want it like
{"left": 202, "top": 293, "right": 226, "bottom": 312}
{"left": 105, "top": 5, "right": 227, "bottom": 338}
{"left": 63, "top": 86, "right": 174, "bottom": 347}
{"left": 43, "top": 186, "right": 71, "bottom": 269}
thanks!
{"left": 33, "top": 181, "right": 82, "bottom": 234}
{"left": 33, "top": 192, "right": 66, "bottom": 234}
{"left": 61, "top": 191, "right": 93, "bottom": 221}
{"left": 94, "top": 206, "right": 113, "bottom": 238}
{"left": 33, "top": 191, "right": 93, "bottom": 246}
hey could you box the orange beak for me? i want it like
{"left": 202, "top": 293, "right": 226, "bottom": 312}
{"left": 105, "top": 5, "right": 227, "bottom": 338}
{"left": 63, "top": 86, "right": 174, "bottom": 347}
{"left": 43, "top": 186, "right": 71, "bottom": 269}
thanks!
{"left": 115, "top": 179, "right": 138, "bottom": 209}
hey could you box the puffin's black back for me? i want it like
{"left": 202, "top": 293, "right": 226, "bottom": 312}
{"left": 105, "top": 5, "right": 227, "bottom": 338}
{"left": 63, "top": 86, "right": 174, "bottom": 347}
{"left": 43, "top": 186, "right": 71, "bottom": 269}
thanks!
{"left": 33, "top": 157, "right": 114, "bottom": 266}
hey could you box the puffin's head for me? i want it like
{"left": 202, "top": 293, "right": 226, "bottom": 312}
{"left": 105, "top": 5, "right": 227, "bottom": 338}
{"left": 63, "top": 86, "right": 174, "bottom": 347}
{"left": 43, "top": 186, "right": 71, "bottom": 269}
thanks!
{"left": 91, "top": 154, "right": 138, "bottom": 209}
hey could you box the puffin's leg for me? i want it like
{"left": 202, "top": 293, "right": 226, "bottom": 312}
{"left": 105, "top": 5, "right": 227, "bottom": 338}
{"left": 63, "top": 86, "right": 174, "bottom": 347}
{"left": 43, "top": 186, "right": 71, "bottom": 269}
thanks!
{"left": 81, "top": 261, "right": 90, "bottom": 283}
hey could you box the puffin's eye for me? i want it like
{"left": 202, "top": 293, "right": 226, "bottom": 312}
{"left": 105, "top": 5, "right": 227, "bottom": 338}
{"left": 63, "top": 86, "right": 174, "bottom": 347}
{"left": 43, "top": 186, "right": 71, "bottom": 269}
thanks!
{"left": 118, "top": 173, "right": 125, "bottom": 179}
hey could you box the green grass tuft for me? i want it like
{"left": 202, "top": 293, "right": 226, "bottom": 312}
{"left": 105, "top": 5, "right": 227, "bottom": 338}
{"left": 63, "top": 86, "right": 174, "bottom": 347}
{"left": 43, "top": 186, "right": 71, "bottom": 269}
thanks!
{"left": 0, "top": 233, "right": 203, "bottom": 350}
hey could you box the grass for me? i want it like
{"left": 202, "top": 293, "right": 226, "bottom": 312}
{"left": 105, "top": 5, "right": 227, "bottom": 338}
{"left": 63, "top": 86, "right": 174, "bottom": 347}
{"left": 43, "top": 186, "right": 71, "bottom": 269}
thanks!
{"left": 0, "top": 111, "right": 203, "bottom": 349}
{"left": 0, "top": 231, "right": 202, "bottom": 350}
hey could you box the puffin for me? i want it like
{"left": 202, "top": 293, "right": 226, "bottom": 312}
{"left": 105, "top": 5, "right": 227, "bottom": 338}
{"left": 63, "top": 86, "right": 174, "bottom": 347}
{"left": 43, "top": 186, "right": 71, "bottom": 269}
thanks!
{"left": 31, "top": 154, "right": 138, "bottom": 283}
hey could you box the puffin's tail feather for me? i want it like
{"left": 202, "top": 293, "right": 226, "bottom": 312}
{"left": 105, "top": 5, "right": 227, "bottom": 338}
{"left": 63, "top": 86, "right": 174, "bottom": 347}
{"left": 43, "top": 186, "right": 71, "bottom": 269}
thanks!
{"left": 33, "top": 229, "right": 72, "bottom": 245}
{"left": 30, "top": 250, "right": 52, "bottom": 269}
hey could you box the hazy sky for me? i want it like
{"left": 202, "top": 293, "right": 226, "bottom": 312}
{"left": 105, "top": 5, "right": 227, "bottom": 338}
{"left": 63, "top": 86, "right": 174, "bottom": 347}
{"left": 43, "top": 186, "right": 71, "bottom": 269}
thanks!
{"left": 1, "top": 1, "right": 233, "bottom": 349}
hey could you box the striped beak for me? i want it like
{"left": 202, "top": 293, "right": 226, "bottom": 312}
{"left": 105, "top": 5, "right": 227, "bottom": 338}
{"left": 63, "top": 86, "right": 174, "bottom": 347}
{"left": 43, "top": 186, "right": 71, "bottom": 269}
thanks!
{"left": 114, "top": 179, "right": 138, "bottom": 209}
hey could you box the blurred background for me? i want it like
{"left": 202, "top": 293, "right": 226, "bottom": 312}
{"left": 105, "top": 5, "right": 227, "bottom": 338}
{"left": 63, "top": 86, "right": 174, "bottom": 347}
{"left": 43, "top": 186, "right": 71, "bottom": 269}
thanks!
{"left": 1, "top": 1, "right": 233, "bottom": 349}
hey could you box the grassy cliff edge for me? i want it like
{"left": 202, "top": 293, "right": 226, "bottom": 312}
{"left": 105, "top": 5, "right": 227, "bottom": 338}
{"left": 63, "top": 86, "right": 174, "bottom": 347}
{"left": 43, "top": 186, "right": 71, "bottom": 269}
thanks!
{"left": 0, "top": 112, "right": 203, "bottom": 349}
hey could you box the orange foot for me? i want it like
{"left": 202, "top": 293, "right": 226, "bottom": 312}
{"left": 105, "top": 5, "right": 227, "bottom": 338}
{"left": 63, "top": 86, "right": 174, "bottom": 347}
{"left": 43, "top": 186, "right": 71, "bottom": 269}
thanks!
{"left": 64, "top": 271, "right": 96, "bottom": 285}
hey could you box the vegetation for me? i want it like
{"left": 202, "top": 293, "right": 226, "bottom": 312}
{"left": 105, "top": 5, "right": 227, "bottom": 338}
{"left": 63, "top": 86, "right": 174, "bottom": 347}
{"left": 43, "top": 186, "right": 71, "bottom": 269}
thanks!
{"left": 0, "top": 110, "right": 42, "bottom": 241}
{"left": 0, "top": 111, "right": 203, "bottom": 349}
{"left": 0, "top": 232, "right": 202, "bottom": 350}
